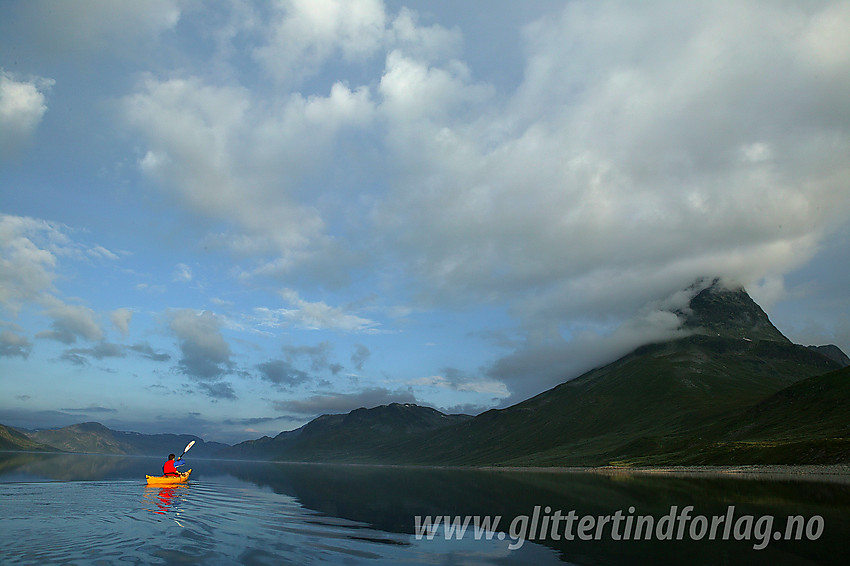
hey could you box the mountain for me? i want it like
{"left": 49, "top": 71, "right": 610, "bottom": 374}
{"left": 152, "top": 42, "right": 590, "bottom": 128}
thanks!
{"left": 0, "top": 424, "right": 57, "bottom": 452}
{"left": 23, "top": 422, "right": 229, "bottom": 457}
{"left": 678, "top": 278, "right": 790, "bottom": 342}
{"left": 381, "top": 281, "right": 844, "bottom": 466}
{"left": 221, "top": 403, "right": 471, "bottom": 462}
{"left": 673, "top": 365, "right": 850, "bottom": 464}
{"left": 228, "top": 279, "right": 847, "bottom": 466}
{"left": 807, "top": 344, "right": 850, "bottom": 367}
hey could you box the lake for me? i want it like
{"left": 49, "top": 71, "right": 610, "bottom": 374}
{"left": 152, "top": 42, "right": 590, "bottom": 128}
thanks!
{"left": 1, "top": 453, "right": 848, "bottom": 565}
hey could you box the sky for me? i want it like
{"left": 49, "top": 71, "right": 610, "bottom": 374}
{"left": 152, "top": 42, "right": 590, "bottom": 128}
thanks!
{"left": 1, "top": 0, "right": 849, "bottom": 444}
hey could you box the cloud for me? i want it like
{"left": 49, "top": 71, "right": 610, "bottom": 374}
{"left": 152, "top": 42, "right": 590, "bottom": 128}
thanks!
{"left": 257, "top": 359, "right": 311, "bottom": 389}
{"left": 371, "top": 1, "right": 848, "bottom": 311}
{"left": 125, "top": 75, "right": 372, "bottom": 281}
{"left": 407, "top": 367, "right": 509, "bottom": 397}
{"left": 0, "top": 329, "right": 32, "bottom": 358}
{"left": 223, "top": 415, "right": 303, "bottom": 427}
{"left": 37, "top": 301, "right": 104, "bottom": 344}
{"left": 61, "top": 405, "right": 118, "bottom": 414}
{"left": 197, "top": 381, "right": 237, "bottom": 400}
{"left": 0, "top": 214, "right": 61, "bottom": 314}
{"left": 273, "top": 386, "right": 417, "bottom": 416}
{"left": 254, "top": 289, "right": 380, "bottom": 333}
{"left": 129, "top": 341, "right": 171, "bottom": 362}
{"left": 9, "top": 0, "right": 181, "bottom": 57}
{"left": 254, "top": 0, "right": 387, "bottom": 85}
{"left": 283, "top": 340, "right": 340, "bottom": 372}
{"left": 172, "top": 263, "right": 192, "bottom": 283}
{"left": 110, "top": 308, "right": 133, "bottom": 337}
{"left": 168, "top": 309, "right": 234, "bottom": 381}
{"left": 1, "top": 215, "right": 121, "bottom": 352}
{"left": 350, "top": 343, "right": 370, "bottom": 371}
{"left": 0, "top": 70, "right": 53, "bottom": 155}
{"left": 61, "top": 342, "right": 126, "bottom": 365}
{"left": 486, "top": 302, "right": 688, "bottom": 403}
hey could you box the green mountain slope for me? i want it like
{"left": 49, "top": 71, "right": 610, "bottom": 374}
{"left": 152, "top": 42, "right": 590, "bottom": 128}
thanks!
{"left": 0, "top": 424, "right": 57, "bottom": 452}
{"left": 383, "top": 334, "right": 840, "bottom": 466}
{"left": 664, "top": 365, "right": 850, "bottom": 465}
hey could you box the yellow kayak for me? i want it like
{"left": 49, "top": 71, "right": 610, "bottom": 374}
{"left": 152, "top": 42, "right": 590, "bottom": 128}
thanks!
{"left": 145, "top": 469, "right": 192, "bottom": 485}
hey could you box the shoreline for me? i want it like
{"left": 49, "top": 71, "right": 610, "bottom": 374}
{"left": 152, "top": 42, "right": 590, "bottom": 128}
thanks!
{"left": 476, "top": 463, "right": 850, "bottom": 483}
{"left": 4, "top": 451, "right": 850, "bottom": 482}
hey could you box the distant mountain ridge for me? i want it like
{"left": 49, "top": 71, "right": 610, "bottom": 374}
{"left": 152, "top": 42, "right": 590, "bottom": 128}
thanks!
{"left": 19, "top": 422, "right": 228, "bottom": 457}
{"left": 222, "top": 403, "right": 471, "bottom": 461}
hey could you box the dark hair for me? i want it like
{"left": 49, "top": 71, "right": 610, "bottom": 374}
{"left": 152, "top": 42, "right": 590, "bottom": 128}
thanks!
{"left": 168, "top": 454, "right": 176, "bottom": 460}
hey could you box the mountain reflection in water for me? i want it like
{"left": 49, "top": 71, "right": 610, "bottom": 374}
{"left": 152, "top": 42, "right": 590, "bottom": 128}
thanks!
{"left": 1, "top": 453, "right": 847, "bottom": 565}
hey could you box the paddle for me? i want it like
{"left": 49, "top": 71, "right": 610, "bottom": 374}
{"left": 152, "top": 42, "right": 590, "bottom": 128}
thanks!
{"left": 174, "top": 440, "right": 195, "bottom": 474}
{"left": 178, "top": 440, "right": 195, "bottom": 460}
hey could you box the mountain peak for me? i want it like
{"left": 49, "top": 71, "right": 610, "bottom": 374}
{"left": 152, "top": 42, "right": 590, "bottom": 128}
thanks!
{"left": 678, "top": 278, "right": 790, "bottom": 343}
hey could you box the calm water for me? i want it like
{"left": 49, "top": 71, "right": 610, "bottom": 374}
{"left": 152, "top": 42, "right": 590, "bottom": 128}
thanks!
{"left": 1, "top": 453, "right": 848, "bottom": 565}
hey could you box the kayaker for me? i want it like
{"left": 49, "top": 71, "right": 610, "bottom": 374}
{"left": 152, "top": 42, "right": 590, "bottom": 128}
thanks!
{"left": 162, "top": 454, "right": 185, "bottom": 477}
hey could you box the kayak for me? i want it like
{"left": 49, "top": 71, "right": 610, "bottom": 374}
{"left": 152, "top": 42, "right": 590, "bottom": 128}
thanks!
{"left": 146, "top": 469, "right": 192, "bottom": 485}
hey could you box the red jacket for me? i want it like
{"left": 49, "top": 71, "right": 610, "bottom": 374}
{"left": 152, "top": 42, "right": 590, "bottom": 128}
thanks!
{"left": 163, "top": 459, "right": 179, "bottom": 476}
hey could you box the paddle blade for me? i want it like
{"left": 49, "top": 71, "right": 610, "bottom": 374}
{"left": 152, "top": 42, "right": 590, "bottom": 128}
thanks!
{"left": 180, "top": 440, "right": 195, "bottom": 457}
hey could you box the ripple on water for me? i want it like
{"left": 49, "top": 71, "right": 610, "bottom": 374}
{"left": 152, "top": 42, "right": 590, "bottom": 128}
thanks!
{"left": 1, "top": 479, "right": 425, "bottom": 565}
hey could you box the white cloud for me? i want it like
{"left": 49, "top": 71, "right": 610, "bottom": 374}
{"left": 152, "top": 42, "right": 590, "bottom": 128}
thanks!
{"left": 0, "top": 215, "right": 123, "bottom": 336}
{"left": 407, "top": 373, "right": 509, "bottom": 397}
{"left": 88, "top": 245, "right": 120, "bottom": 261}
{"left": 0, "top": 70, "right": 53, "bottom": 155}
{"left": 375, "top": 0, "right": 850, "bottom": 321}
{"left": 254, "top": 0, "right": 387, "bottom": 84}
{"left": 0, "top": 214, "right": 61, "bottom": 314}
{"left": 125, "top": 76, "right": 373, "bottom": 276}
{"left": 110, "top": 308, "right": 133, "bottom": 337}
{"left": 388, "top": 7, "right": 462, "bottom": 64}
{"left": 173, "top": 263, "right": 193, "bottom": 283}
{"left": 254, "top": 289, "right": 380, "bottom": 333}
{"left": 36, "top": 300, "right": 104, "bottom": 344}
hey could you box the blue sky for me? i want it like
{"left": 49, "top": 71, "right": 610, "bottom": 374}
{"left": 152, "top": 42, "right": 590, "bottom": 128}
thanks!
{"left": 2, "top": 0, "right": 849, "bottom": 444}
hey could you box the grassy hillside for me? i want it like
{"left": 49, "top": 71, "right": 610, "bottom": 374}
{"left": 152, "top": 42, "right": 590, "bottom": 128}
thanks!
{"left": 0, "top": 424, "right": 56, "bottom": 452}
{"left": 654, "top": 365, "right": 850, "bottom": 465}
{"left": 379, "top": 335, "right": 840, "bottom": 466}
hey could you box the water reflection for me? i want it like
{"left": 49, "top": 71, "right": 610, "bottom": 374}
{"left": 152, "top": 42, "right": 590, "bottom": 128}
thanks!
{"left": 0, "top": 451, "right": 162, "bottom": 481}
{"left": 2, "top": 453, "right": 848, "bottom": 565}
{"left": 213, "top": 461, "right": 850, "bottom": 565}
{"left": 142, "top": 484, "right": 189, "bottom": 524}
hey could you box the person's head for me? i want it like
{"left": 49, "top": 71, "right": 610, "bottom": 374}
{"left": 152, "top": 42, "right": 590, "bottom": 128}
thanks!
{"left": 168, "top": 454, "right": 175, "bottom": 460}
